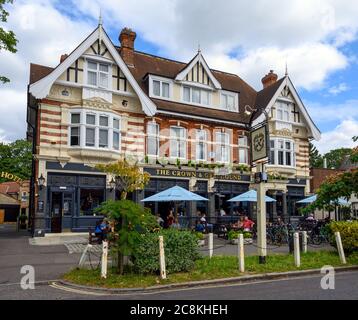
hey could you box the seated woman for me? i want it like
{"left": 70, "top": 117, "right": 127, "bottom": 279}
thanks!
{"left": 171, "top": 218, "right": 181, "bottom": 230}
{"left": 242, "top": 216, "right": 255, "bottom": 232}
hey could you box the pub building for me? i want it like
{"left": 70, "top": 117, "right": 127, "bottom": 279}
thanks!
{"left": 27, "top": 22, "right": 321, "bottom": 235}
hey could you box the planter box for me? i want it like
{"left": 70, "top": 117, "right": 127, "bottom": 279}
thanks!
{"left": 230, "top": 238, "right": 253, "bottom": 245}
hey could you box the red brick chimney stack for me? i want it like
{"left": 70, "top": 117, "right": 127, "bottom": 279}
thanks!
{"left": 261, "top": 70, "right": 278, "bottom": 89}
{"left": 119, "top": 28, "right": 136, "bottom": 67}
{"left": 60, "top": 54, "right": 68, "bottom": 63}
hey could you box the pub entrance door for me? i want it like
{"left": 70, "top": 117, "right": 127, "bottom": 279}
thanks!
{"left": 50, "top": 189, "right": 75, "bottom": 233}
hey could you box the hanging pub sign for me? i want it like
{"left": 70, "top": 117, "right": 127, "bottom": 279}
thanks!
{"left": 251, "top": 124, "right": 269, "bottom": 163}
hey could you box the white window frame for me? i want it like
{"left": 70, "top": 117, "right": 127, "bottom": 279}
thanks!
{"left": 147, "top": 122, "right": 160, "bottom": 157}
{"left": 276, "top": 101, "right": 292, "bottom": 122}
{"left": 149, "top": 75, "right": 173, "bottom": 100}
{"left": 196, "top": 129, "right": 207, "bottom": 162}
{"left": 170, "top": 126, "right": 187, "bottom": 160}
{"left": 68, "top": 109, "right": 120, "bottom": 152}
{"left": 238, "top": 135, "right": 249, "bottom": 165}
{"left": 70, "top": 113, "right": 81, "bottom": 147}
{"left": 85, "top": 60, "right": 112, "bottom": 90}
{"left": 269, "top": 138, "right": 295, "bottom": 167}
{"left": 220, "top": 90, "right": 239, "bottom": 112}
{"left": 181, "top": 85, "right": 211, "bottom": 107}
{"left": 216, "top": 132, "right": 230, "bottom": 163}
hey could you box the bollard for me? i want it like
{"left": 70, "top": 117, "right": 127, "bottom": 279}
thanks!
{"left": 101, "top": 241, "right": 108, "bottom": 279}
{"left": 294, "top": 232, "right": 301, "bottom": 267}
{"left": 302, "top": 231, "right": 308, "bottom": 253}
{"left": 79, "top": 244, "right": 92, "bottom": 268}
{"left": 335, "top": 232, "right": 346, "bottom": 264}
{"left": 159, "top": 236, "right": 167, "bottom": 279}
{"left": 209, "top": 233, "right": 214, "bottom": 259}
{"left": 238, "top": 233, "right": 245, "bottom": 273}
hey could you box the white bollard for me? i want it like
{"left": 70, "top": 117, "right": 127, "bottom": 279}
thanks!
{"left": 101, "top": 241, "right": 108, "bottom": 279}
{"left": 294, "top": 232, "right": 301, "bottom": 267}
{"left": 302, "top": 231, "right": 308, "bottom": 253}
{"left": 335, "top": 232, "right": 346, "bottom": 264}
{"left": 209, "top": 233, "right": 214, "bottom": 259}
{"left": 238, "top": 233, "right": 245, "bottom": 273}
{"left": 79, "top": 244, "right": 92, "bottom": 268}
{"left": 159, "top": 236, "right": 167, "bottom": 279}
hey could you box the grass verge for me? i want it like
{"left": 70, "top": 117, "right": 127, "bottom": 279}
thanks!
{"left": 63, "top": 251, "right": 358, "bottom": 289}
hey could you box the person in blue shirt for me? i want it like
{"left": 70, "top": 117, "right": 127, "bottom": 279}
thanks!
{"left": 95, "top": 218, "right": 110, "bottom": 242}
{"left": 195, "top": 220, "right": 205, "bottom": 233}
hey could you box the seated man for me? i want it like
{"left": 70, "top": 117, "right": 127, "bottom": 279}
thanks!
{"left": 95, "top": 218, "right": 111, "bottom": 242}
{"left": 195, "top": 220, "right": 206, "bottom": 233}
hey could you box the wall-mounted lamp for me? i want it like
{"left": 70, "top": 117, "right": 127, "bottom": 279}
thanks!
{"left": 38, "top": 174, "right": 45, "bottom": 190}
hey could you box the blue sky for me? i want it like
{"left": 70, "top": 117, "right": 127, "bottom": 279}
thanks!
{"left": 0, "top": 0, "right": 357, "bottom": 154}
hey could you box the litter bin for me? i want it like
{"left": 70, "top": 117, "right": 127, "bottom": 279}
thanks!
{"left": 288, "top": 232, "right": 304, "bottom": 253}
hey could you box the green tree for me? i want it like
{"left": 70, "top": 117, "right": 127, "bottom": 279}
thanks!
{"left": 96, "top": 159, "right": 151, "bottom": 274}
{"left": 0, "top": 139, "right": 32, "bottom": 182}
{"left": 309, "top": 142, "right": 323, "bottom": 168}
{"left": 96, "top": 200, "right": 158, "bottom": 274}
{"left": 323, "top": 148, "right": 352, "bottom": 169}
{"left": 0, "top": 0, "right": 18, "bottom": 84}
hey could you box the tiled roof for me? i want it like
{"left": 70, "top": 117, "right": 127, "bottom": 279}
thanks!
{"left": 29, "top": 49, "right": 283, "bottom": 125}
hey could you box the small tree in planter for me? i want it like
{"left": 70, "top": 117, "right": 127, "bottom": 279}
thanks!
{"left": 96, "top": 159, "right": 151, "bottom": 274}
{"left": 243, "top": 231, "right": 253, "bottom": 244}
{"left": 228, "top": 230, "right": 242, "bottom": 244}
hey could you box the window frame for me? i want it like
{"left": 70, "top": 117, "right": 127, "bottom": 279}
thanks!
{"left": 170, "top": 126, "right": 187, "bottom": 160}
{"left": 149, "top": 75, "right": 173, "bottom": 99}
{"left": 147, "top": 122, "right": 160, "bottom": 157}
{"left": 182, "top": 85, "right": 211, "bottom": 107}
{"left": 216, "top": 131, "right": 230, "bottom": 164}
{"left": 269, "top": 138, "right": 295, "bottom": 167}
{"left": 220, "top": 90, "right": 239, "bottom": 112}
{"left": 85, "top": 60, "right": 111, "bottom": 90}
{"left": 68, "top": 110, "right": 121, "bottom": 152}
{"left": 196, "top": 129, "right": 207, "bottom": 162}
{"left": 238, "top": 135, "right": 249, "bottom": 165}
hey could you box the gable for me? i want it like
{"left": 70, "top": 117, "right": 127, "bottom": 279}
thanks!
{"left": 175, "top": 52, "right": 222, "bottom": 90}
{"left": 253, "top": 76, "right": 321, "bottom": 141}
{"left": 29, "top": 25, "right": 156, "bottom": 116}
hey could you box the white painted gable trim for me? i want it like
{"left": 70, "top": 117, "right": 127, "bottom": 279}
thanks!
{"left": 253, "top": 76, "right": 321, "bottom": 141}
{"left": 29, "top": 26, "right": 157, "bottom": 117}
{"left": 175, "top": 52, "right": 222, "bottom": 90}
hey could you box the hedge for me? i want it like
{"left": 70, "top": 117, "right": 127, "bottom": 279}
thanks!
{"left": 328, "top": 221, "right": 358, "bottom": 254}
{"left": 131, "top": 229, "right": 200, "bottom": 274}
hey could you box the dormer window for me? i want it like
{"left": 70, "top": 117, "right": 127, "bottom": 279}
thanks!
{"left": 182, "top": 86, "right": 210, "bottom": 106}
{"left": 150, "top": 76, "right": 172, "bottom": 99}
{"left": 87, "top": 61, "right": 110, "bottom": 89}
{"left": 221, "top": 91, "right": 238, "bottom": 112}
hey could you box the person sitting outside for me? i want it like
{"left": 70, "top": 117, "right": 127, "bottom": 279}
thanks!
{"left": 220, "top": 207, "right": 226, "bottom": 217}
{"left": 232, "top": 216, "right": 244, "bottom": 230}
{"left": 195, "top": 220, "right": 206, "bottom": 233}
{"left": 166, "top": 210, "right": 175, "bottom": 228}
{"left": 242, "top": 216, "right": 255, "bottom": 232}
{"left": 171, "top": 217, "right": 181, "bottom": 230}
{"left": 156, "top": 213, "right": 164, "bottom": 228}
{"left": 95, "top": 218, "right": 111, "bottom": 242}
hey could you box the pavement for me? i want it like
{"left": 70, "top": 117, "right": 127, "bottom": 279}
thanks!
{"left": 0, "top": 224, "right": 350, "bottom": 300}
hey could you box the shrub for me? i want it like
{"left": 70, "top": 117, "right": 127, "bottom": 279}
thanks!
{"left": 131, "top": 229, "right": 200, "bottom": 274}
{"left": 228, "top": 230, "right": 241, "bottom": 240}
{"left": 243, "top": 232, "right": 252, "bottom": 239}
{"left": 194, "top": 232, "right": 204, "bottom": 240}
{"left": 328, "top": 221, "right": 358, "bottom": 254}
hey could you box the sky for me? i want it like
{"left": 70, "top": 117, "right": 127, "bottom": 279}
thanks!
{"left": 0, "top": 0, "right": 357, "bottom": 155}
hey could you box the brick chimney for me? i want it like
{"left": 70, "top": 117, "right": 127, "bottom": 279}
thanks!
{"left": 261, "top": 70, "right": 278, "bottom": 89}
{"left": 60, "top": 54, "right": 68, "bottom": 63}
{"left": 119, "top": 28, "right": 136, "bottom": 67}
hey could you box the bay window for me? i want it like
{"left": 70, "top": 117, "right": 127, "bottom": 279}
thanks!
{"left": 70, "top": 113, "right": 80, "bottom": 146}
{"left": 269, "top": 138, "right": 295, "bottom": 167}
{"left": 216, "top": 132, "right": 230, "bottom": 163}
{"left": 147, "top": 122, "right": 159, "bottom": 156}
{"left": 170, "top": 126, "right": 186, "bottom": 159}
{"left": 87, "top": 61, "right": 110, "bottom": 89}
{"left": 196, "top": 129, "right": 207, "bottom": 161}
{"left": 69, "top": 110, "right": 121, "bottom": 151}
{"left": 238, "top": 136, "right": 249, "bottom": 164}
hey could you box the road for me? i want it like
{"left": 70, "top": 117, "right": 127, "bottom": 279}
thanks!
{"left": 0, "top": 224, "right": 356, "bottom": 301}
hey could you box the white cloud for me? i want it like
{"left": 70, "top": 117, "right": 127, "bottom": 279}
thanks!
{"left": 1, "top": 0, "right": 358, "bottom": 142}
{"left": 328, "top": 83, "right": 350, "bottom": 95}
{"left": 313, "top": 119, "right": 358, "bottom": 154}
